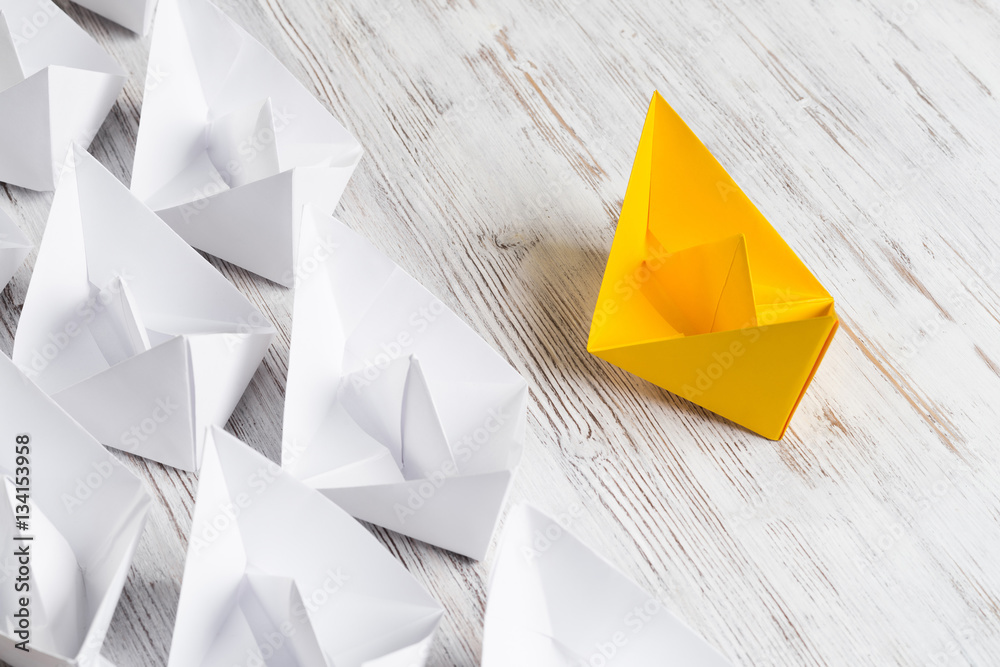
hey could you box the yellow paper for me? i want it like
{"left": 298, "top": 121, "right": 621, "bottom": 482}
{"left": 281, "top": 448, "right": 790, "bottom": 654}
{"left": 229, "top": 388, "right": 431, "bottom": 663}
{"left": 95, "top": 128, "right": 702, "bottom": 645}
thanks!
{"left": 588, "top": 91, "right": 838, "bottom": 439}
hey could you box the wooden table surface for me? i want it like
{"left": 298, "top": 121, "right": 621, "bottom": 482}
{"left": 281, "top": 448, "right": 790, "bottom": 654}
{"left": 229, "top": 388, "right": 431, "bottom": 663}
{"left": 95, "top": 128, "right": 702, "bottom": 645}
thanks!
{"left": 2, "top": 0, "right": 1000, "bottom": 664}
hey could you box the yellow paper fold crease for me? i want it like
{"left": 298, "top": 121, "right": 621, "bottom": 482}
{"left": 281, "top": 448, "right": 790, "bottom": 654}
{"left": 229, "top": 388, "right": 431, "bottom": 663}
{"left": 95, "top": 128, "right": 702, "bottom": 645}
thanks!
{"left": 588, "top": 91, "right": 838, "bottom": 439}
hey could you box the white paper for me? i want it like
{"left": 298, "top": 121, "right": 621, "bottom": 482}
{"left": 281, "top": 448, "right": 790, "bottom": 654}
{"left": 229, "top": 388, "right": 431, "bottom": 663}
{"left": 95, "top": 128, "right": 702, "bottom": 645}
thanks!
{"left": 282, "top": 208, "right": 529, "bottom": 561}
{"left": 0, "top": 206, "right": 29, "bottom": 289}
{"left": 12, "top": 146, "right": 275, "bottom": 472}
{"left": 0, "top": 353, "right": 151, "bottom": 667}
{"left": 131, "top": 0, "right": 363, "bottom": 286}
{"left": 0, "top": 0, "right": 125, "bottom": 191}
{"left": 482, "top": 505, "right": 733, "bottom": 666}
{"left": 72, "top": 0, "right": 157, "bottom": 35}
{"left": 170, "top": 427, "right": 443, "bottom": 667}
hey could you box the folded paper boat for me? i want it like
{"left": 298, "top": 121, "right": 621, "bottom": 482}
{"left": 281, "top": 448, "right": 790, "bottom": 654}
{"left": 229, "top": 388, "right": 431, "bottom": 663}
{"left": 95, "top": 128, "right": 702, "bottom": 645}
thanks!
{"left": 0, "top": 353, "right": 151, "bottom": 667}
{"left": 169, "top": 427, "right": 443, "bottom": 667}
{"left": 13, "top": 147, "right": 275, "bottom": 472}
{"left": 482, "top": 505, "right": 732, "bottom": 666}
{"left": 131, "top": 0, "right": 363, "bottom": 286}
{"left": 588, "top": 91, "right": 838, "bottom": 439}
{"left": 282, "top": 208, "right": 529, "bottom": 560}
{"left": 0, "top": 0, "right": 125, "bottom": 191}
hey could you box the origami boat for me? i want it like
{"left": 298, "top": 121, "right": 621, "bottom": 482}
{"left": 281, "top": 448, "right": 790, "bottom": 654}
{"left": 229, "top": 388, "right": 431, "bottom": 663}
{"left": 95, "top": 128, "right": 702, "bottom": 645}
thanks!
{"left": 13, "top": 147, "right": 275, "bottom": 471}
{"left": 0, "top": 0, "right": 125, "bottom": 191}
{"left": 588, "top": 91, "right": 838, "bottom": 439}
{"left": 282, "top": 208, "right": 529, "bottom": 560}
{"left": 170, "top": 427, "right": 443, "bottom": 667}
{"left": 131, "top": 0, "right": 363, "bottom": 286}
{"left": 0, "top": 353, "right": 151, "bottom": 666}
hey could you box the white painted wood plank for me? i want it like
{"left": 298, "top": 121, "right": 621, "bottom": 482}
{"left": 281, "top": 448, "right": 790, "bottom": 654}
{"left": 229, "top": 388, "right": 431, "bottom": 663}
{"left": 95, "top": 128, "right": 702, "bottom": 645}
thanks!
{"left": 0, "top": 0, "right": 998, "bottom": 664}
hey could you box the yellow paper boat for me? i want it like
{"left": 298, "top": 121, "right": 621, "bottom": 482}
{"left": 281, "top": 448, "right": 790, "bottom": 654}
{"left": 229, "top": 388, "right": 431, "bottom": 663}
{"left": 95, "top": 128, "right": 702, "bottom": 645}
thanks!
{"left": 588, "top": 92, "right": 838, "bottom": 439}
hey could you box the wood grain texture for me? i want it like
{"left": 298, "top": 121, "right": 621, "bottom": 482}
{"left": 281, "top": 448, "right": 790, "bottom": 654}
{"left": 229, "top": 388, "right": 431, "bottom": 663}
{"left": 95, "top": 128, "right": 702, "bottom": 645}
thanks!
{"left": 2, "top": 0, "right": 1000, "bottom": 664}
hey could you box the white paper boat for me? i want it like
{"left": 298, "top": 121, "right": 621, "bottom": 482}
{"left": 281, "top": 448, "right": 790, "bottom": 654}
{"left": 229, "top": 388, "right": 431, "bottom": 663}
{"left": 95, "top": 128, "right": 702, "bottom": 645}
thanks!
{"left": 169, "top": 427, "right": 443, "bottom": 667}
{"left": 282, "top": 208, "right": 529, "bottom": 560}
{"left": 13, "top": 147, "right": 275, "bottom": 471}
{"left": 131, "top": 0, "right": 363, "bottom": 286}
{"left": 0, "top": 0, "right": 125, "bottom": 191}
{"left": 482, "top": 505, "right": 733, "bottom": 666}
{"left": 0, "top": 353, "right": 151, "bottom": 667}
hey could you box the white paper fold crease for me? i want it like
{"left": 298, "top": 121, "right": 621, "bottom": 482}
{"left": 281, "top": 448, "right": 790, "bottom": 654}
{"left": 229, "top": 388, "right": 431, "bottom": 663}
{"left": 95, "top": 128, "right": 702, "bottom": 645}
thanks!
{"left": 282, "top": 208, "right": 529, "bottom": 560}
{"left": 482, "top": 505, "right": 733, "bottom": 666}
{"left": 169, "top": 427, "right": 443, "bottom": 667}
{"left": 0, "top": 0, "right": 125, "bottom": 191}
{"left": 0, "top": 353, "right": 151, "bottom": 667}
{"left": 131, "top": 0, "right": 363, "bottom": 286}
{"left": 13, "top": 147, "right": 275, "bottom": 471}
